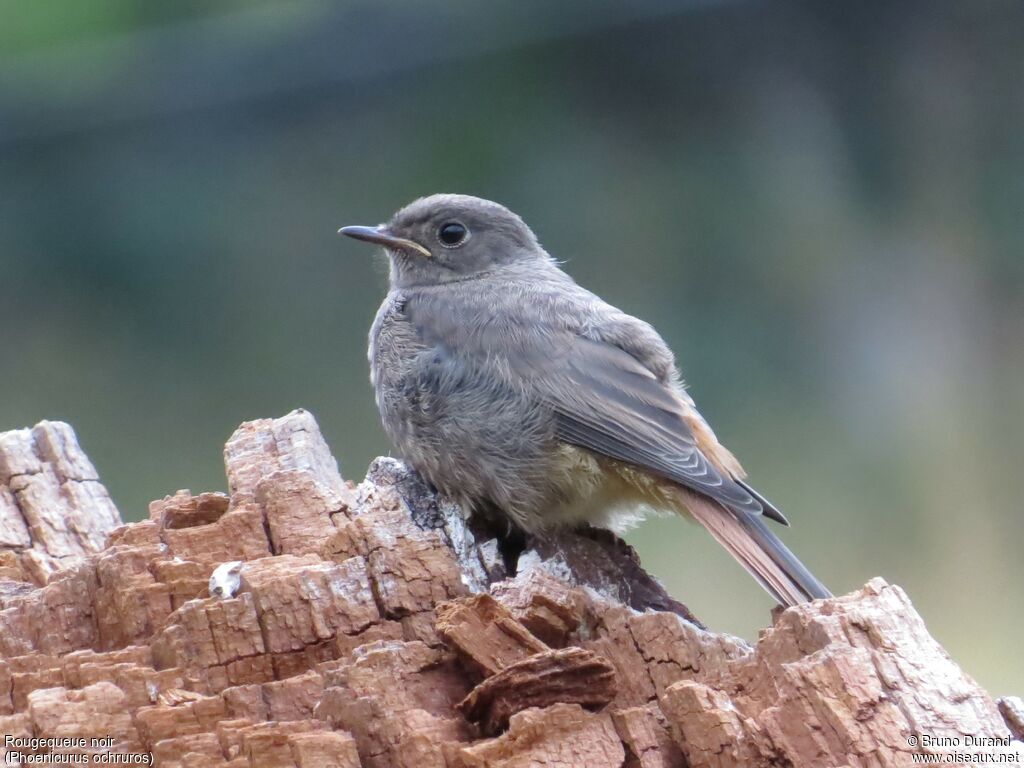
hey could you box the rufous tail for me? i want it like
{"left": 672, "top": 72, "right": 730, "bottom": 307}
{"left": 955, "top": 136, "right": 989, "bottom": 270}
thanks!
{"left": 680, "top": 490, "right": 832, "bottom": 607}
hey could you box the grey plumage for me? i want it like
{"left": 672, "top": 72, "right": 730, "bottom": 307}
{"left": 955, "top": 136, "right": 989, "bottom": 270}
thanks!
{"left": 341, "top": 194, "right": 831, "bottom": 606}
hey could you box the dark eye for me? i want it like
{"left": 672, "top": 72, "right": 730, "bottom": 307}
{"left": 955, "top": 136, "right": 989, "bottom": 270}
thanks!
{"left": 437, "top": 222, "right": 468, "bottom": 247}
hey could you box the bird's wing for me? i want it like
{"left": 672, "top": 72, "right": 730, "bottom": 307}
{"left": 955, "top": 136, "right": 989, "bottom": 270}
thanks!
{"left": 404, "top": 283, "right": 771, "bottom": 520}
{"left": 539, "top": 334, "right": 768, "bottom": 518}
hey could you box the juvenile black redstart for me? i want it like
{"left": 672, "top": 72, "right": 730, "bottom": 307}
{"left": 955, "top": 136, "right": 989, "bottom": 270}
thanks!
{"left": 340, "top": 194, "right": 831, "bottom": 606}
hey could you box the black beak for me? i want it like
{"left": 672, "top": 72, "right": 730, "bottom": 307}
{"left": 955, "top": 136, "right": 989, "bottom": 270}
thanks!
{"left": 338, "top": 225, "right": 432, "bottom": 258}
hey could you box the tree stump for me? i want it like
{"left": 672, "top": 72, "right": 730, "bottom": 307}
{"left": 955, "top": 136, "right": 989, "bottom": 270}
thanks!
{"left": 0, "top": 411, "right": 1018, "bottom": 767}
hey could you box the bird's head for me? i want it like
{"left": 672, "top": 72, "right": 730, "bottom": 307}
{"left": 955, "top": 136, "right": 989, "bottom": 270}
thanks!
{"left": 340, "top": 194, "right": 545, "bottom": 287}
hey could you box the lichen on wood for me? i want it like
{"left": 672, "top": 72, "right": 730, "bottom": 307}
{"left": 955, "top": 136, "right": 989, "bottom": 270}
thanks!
{"left": 0, "top": 412, "right": 1019, "bottom": 767}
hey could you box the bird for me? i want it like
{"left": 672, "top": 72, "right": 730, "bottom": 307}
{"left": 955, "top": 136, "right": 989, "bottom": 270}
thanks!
{"left": 339, "top": 194, "right": 831, "bottom": 606}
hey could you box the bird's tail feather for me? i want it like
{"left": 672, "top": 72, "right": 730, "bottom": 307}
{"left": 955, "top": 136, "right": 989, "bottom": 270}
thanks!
{"left": 680, "top": 491, "right": 832, "bottom": 607}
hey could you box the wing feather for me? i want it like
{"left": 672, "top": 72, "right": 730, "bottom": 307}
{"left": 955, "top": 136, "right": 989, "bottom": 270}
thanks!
{"left": 544, "top": 336, "right": 766, "bottom": 517}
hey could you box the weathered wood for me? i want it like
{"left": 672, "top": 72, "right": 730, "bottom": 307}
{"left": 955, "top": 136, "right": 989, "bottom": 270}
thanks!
{"left": 1000, "top": 697, "right": 1024, "bottom": 742}
{"left": 0, "top": 410, "right": 1018, "bottom": 768}
{"left": 436, "top": 594, "right": 550, "bottom": 678}
{"left": 459, "top": 646, "right": 617, "bottom": 735}
{"left": 0, "top": 421, "right": 121, "bottom": 582}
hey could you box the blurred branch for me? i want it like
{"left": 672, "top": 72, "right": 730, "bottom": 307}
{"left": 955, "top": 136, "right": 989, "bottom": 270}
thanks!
{"left": 0, "top": 0, "right": 752, "bottom": 147}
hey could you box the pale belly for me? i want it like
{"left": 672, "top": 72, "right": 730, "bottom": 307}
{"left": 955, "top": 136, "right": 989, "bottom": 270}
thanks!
{"left": 541, "top": 444, "right": 681, "bottom": 533}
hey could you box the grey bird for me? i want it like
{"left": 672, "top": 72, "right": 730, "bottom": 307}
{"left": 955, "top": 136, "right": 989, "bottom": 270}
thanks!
{"left": 340, "top": 194, "right": 831, "bottom": 606}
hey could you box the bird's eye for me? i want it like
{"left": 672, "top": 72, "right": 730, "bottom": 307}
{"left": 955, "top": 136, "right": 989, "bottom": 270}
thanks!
{"left": 437, "top": 222, "right": 468, "bottom": 247}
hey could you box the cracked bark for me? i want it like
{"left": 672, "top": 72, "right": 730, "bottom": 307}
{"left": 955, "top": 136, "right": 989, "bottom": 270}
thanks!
{"left": 0, "top": 412, "right": 1019, "bottom": 768}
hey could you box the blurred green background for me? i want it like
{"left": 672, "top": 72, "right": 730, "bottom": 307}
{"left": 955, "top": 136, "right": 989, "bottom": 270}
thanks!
{"left": 2, "top": 0, "right": 1022, "bottom": 694}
